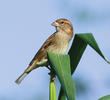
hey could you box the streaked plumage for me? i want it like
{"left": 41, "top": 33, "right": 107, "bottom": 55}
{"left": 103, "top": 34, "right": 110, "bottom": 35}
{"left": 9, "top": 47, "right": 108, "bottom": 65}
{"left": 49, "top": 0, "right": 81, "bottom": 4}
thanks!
{"left": 15, "top": 19, "right": 74, "bottom": 84}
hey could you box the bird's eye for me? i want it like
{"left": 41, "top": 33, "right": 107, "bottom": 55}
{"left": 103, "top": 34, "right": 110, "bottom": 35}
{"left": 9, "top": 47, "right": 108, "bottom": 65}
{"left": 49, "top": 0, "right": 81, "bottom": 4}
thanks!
{"left": 60, "top": 21, "right": 64, "bottom": 24}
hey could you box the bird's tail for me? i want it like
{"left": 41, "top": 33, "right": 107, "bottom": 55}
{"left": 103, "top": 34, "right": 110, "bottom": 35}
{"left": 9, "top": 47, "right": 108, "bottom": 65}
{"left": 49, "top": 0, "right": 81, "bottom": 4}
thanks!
{"left": 15, "top": 64, "right": 37, "bottom": 84}
{"left": 15, "top": 72, "right": 28, "bottom": 84}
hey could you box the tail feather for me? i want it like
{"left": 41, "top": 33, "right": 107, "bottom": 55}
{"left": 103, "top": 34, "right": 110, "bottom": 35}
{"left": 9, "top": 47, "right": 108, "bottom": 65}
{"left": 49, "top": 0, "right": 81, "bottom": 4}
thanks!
{"left": 15, "top": 64, "right": 35, "bottom": 84}
{"left": 15, "top": 63, "right": 40, "bottom": 84}
{"left": 15, "top": 72, "right": 28, "bottom": 84}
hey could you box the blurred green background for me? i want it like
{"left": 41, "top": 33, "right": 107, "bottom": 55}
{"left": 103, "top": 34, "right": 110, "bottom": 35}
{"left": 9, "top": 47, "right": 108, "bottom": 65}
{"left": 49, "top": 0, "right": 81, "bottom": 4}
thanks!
{"left": 0, "top": 0, "right": 110, "bottom": 100}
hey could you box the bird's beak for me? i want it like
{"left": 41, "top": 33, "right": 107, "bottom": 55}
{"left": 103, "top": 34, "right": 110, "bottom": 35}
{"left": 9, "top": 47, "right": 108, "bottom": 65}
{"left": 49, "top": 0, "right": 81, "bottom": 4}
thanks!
{"left": 51, "top": 22, "right": 59, "bottom": 27}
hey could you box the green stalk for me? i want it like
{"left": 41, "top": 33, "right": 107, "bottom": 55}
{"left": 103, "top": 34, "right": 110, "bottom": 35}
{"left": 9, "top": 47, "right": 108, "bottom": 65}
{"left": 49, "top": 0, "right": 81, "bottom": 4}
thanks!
{"left": 49, "top": 71, "right": 57, "bottom": 100}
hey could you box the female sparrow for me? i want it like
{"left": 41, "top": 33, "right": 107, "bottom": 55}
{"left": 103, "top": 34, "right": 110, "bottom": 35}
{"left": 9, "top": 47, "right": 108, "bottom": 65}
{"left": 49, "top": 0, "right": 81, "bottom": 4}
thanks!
{"left": 15, "top": 18, "right": 74, "bottom": 84}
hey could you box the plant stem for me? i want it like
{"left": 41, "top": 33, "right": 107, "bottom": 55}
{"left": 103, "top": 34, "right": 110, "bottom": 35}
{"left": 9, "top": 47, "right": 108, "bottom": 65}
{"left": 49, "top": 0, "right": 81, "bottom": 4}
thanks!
{"left": 49, "top": 70, "right": 57, "bottom": 100}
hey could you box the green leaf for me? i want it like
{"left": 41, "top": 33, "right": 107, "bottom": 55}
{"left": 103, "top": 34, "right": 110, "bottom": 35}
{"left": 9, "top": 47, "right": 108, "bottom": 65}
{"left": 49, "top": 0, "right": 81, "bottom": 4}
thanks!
{"left": 98, "top": 95, "right": 110, "bottom": 100}
{"left": 69, "top": 33, "right": 110, "bottom": 74}
{"left": 49, "top": 79, "right": 57, "bottom": 100}
{"left": 48, "top": 52, "right": 76, "bottom": 100}
{"left": 69, "top": 33, "right": 87, "bottom": 73}
{"left": 58, "top": 33, "right": 110, "bottom": 100}
{"left": 76, "top": 33, "right": 110, "bottom": 64}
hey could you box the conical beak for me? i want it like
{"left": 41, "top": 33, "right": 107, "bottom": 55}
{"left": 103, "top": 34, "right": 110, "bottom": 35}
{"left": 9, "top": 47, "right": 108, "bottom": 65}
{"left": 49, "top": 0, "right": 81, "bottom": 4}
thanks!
{"left": 51, "top": 22, "right": 59, "bottom": 27}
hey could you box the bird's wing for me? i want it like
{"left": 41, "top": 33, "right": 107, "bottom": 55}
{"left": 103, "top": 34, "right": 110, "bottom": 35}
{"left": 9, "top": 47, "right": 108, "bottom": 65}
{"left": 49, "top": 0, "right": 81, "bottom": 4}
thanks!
{"left": 15, "top": 33, "right": 57, "bottom": 83}
{"left": 29, "top": 33, "right": 56, "bottom": 66}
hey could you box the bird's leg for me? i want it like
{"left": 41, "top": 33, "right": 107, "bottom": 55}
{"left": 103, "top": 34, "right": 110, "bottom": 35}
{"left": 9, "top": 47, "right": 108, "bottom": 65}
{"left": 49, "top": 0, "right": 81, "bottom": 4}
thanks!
{"left": 48, "top": 66, "right": 56, "bottom": 82}
{"left": 46, "top": 66, "right": 51, "bottom": 70}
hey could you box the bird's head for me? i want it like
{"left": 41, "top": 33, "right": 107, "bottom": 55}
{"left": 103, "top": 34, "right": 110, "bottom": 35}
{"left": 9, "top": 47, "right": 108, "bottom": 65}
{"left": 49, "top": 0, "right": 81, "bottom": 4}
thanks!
{"left": 52, "top": 19, "right": 73, "bottom": 38}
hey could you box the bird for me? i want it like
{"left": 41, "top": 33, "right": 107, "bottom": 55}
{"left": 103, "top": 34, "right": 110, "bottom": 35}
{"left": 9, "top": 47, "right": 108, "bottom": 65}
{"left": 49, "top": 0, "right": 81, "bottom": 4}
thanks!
{"left": 15, "top": 18, "right": 74, "bottom": 84}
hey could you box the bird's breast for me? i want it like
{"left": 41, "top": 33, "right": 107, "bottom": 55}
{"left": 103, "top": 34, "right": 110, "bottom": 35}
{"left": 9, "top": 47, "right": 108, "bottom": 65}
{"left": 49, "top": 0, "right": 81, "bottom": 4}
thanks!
{"left": 48, "top": 32, "right": 70, "bottom": 54}
{"left": 49, "top": 42, "right": 69, "bottom": 54}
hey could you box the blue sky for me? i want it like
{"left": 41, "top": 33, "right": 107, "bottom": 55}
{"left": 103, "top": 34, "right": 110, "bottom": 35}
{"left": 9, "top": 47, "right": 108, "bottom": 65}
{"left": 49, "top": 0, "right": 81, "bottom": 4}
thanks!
{"left": 0, "top": 0, "right": 110, "bottom": 100}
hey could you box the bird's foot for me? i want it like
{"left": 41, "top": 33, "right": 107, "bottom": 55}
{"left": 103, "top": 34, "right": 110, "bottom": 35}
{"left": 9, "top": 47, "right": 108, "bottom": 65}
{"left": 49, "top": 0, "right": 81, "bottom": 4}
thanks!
{"left": 48, "top": 69, "right": 56, "bottom": 82}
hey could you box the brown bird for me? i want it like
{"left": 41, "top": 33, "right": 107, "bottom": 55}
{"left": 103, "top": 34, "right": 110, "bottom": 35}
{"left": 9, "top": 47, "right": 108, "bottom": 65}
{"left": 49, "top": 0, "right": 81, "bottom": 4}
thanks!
{"left": 15, "top": 18, "right": 74, "bottom": 84}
